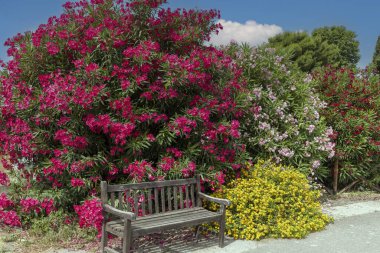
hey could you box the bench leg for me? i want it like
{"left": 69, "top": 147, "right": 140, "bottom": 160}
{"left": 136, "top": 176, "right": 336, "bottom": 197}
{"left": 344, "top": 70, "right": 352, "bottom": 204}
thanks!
{"left": 101, "top": 214, "right": 108, "bottom": 253}
{"left": 123, "top": 220, "right": 132, "bottom": 253}
{"left": 195, "top": 225, "right": 201, "bottom": 242}
{"left": 219, "top": 220, "right": 225, "bottom": 248}
{"left": 123, "top": 235, "right": 132, "bottom": 253}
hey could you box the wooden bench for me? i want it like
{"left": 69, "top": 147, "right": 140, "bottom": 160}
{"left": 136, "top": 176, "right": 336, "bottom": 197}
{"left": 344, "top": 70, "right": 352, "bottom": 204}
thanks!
{"left": 100, "top": 176, "right": 231, "bottom": 253}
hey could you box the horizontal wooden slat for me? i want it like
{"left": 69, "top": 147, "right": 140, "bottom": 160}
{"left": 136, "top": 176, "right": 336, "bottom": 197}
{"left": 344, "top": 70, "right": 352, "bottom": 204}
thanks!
{"left": 107, "top": 207, "right": 204, "bottom": 224}
{"left": 104, "top": 246, "right": 120, "bottom": 253}
{"left": 107, "top": 178, "right": 197, "bottom": 192}
{"left": 134, "top": 208, "right": 208, "bottom": 223}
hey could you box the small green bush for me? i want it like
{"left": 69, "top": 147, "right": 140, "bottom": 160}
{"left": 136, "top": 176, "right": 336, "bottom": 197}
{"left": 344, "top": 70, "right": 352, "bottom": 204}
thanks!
{"left": 29, "top": 210, "right": 96, "bottom": 243}
{"left": 210, "top": 160, "right": 333, "bottom": 240}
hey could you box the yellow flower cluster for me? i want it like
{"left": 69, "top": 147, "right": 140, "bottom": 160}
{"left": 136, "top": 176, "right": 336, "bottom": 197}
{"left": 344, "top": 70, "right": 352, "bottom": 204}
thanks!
{"left": 209, "top": 160, "right": 333, "bottom": 240}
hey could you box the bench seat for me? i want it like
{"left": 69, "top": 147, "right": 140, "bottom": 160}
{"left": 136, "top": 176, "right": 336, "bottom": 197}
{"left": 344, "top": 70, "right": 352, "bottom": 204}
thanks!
{"left": 106, "top": 207, "right": 222, "bottom": 237}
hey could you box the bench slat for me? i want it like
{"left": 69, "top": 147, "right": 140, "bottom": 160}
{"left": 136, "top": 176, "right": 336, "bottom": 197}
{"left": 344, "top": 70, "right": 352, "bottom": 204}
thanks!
{"left": 136, "top": 213, "right": 219, "bottom": 229}
{"left": 148, "top": 189, "right": 152, "bottom": 214}
{"left": 185, "top": 185, "right": 189, "bottom": 208}
{"left": 125, "top": 190, "right": 130, "bottom": 211}
{"left": 134, "top": 193, "right": 138, "bottom": 216}
{"left": 107, "top": 207, "right": 205, "bottom": 226}
{"left": 173, "top": 186, "right": 178, "bottom": 210}
{"left": 154, "top": 188, "right": 159, "bottom": 213}
{"left": 179, "top": 186, "right": 183, "bottom": 209}
{"left": 167, "top": 187, "right": 172, "bottom": 211}
{"left": 161, "top": 187, "right": 165, "bottom": 213}
{"left": 190, "top": 184, "right": 195, "bottom": 208}
{"left": 133, "top": 208, "right": 209, "bottom": 224}
{"left": 107, "top": 178, "right": 197, "bottom": 192}
{"left": 141, "top": 192, "right": 146, "bottom": 216}
{"left": 104, "top": 246, "right": 120, "bottom": 253}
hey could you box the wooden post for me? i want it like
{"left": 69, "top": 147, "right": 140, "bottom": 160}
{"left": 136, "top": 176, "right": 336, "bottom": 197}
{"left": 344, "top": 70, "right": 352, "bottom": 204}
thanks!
{"left": 332, "top": 159, "right": 339, "bottom": 195}
{"left": 123, "top": 219, "right": 132, "bottom": 253}
{"left": 100, "top": 181, "right": 108, "bottom": 252}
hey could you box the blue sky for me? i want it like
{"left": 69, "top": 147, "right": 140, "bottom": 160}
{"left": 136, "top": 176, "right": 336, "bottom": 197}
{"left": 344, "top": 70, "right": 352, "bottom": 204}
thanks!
{"left": 0, "top": 0, "right": 379, "bottom": 67}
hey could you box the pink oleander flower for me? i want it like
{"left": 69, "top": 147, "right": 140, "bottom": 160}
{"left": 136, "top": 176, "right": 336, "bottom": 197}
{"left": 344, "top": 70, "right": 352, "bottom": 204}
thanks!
{"left": 215, "top": 171, "right": 225, "bottom": 185}
{"left": 181, "top": 161, "right": 196, "bottom": 178}
{"left": 71, "top": 178, "right": 85, "bottom": 187}
{"left": 123, "top": 160, "right": 154, "bottom": 182}
{"left": 20, "top": 197, "right": 41, "bottom": 214}
{"left": 146, "top": 134, "right": 156, "bottom": 142}
{"left": 41, "top": 198, "right": 55, "bottom": 215}
{"left": 46, "top": 42, "right": 59, "bottom": 55}
{"left": 158, "top": 157, "right": 175, "bottom": 172}
{"left": 0, "top": 210, "right": 21, "bottom": 227}
{"left": 85, "top": 63, "right": 99, "bottom": 73}
{"left": 0, "top": 171, "right": 10, "bottom": 186}
{"left": 74, "top": 198, "right": 103, "bottom": 237}
{"left": 0, "top": 193, "right": 14, "bottom": 210}
{"left": 166, "top": 147, "right": 182, "bottom": 158}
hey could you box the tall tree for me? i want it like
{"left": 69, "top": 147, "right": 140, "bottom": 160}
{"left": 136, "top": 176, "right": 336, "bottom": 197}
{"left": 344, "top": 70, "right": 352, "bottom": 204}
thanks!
{"left": 372, "top": 36, "right": 380, "bottom": 72}
{"left": 266, "top": 31, "right": 339, "bottom": 72}
{"left": 312, "top": 26, "right": 360, "bottom": 67}
{"left": 266, "top": 26, "right": 360, "bottom": 72}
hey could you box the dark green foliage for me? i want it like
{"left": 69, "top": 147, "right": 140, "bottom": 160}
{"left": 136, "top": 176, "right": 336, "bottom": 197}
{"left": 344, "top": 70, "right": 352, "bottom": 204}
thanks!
{"left": 266, "top": 26, "right": 360, "bottom": 72}
{"left": 267, "top": 31, "right": 339, "bottom": 72}
{"left": 372, "top": 36, "right": 380, "bottom": 72}
{"left": 312, "top": 26, "right": 360, "bottom": 66}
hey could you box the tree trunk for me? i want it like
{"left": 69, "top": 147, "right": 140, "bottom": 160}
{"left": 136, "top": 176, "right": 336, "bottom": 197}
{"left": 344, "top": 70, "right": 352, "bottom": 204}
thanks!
{"left": 332, "top": 159, "right": 339, "bottom": 195}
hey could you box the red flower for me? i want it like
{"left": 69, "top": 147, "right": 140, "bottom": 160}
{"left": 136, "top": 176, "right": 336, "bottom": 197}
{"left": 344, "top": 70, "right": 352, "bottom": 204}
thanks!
{"left": 74, "top": 198, "right": 103, "bottom": 237}
{"left": 0, "top": 172, "right": 9, "bottom": 186}
{"left": 71, "top": 178, "right": 85, "bottom": 187}
{"left": 0, "top": 210, "right": 21, "bottom": 227}
{"left": 46, "top": 42, "right": 59, "bottom": 55}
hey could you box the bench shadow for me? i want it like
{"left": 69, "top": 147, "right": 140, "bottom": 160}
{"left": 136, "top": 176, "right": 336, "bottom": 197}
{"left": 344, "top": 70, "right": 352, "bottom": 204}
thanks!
{"left": 132, "top": 236, "right": 234, "bottom": 253}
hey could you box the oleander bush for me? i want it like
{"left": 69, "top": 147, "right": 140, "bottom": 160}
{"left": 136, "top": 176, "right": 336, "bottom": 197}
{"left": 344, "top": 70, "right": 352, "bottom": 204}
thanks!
{"left": 313, "top": 66, "right": 380, "bottom": 188}
{"left": 225, "top": 44, "right": 335, "bottom": 177}
{"left": 0, "top": 0, "right": 248, "bottom": 228}
{"left": 209, "top": 160, "right": 333, "bottom": 240}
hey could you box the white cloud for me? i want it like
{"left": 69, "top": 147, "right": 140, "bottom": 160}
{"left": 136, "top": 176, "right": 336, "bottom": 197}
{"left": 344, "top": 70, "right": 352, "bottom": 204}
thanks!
{"left": 210, "top": 19, "right": 283, "bottom": 47}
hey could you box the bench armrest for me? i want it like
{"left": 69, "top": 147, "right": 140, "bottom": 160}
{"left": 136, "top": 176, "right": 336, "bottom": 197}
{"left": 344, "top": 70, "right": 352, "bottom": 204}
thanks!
{"left": 198, "top": 192, "right": 231, "bottom": 206}
{"left": 103, "top": 204, "right": 136, "bottom": 221}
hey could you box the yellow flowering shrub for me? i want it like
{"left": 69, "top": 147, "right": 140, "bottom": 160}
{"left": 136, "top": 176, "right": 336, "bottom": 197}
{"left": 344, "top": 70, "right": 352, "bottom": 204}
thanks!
{"left": 209, "top": 160, "right": 333, "bottom": 240}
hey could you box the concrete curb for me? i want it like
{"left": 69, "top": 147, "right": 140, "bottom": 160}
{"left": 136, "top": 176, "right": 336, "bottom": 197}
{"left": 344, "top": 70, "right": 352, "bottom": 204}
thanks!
{"left": 323, "top": 200, "right": 380, "bottom": 219}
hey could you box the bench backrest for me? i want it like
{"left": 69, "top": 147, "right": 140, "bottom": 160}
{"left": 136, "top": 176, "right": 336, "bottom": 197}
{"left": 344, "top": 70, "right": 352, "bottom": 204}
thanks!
{"left": 101, "top": 176, "right": 202, "bottom": 217}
